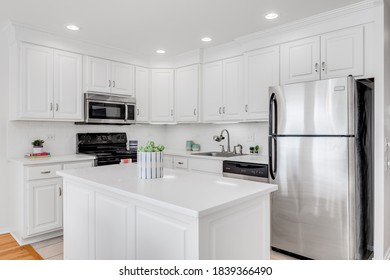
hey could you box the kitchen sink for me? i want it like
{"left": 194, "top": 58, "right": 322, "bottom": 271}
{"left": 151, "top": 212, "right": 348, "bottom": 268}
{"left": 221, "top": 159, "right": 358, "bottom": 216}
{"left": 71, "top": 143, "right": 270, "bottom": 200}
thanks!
{"left": 191, "top": 151, "right": 247, "bottom": 157}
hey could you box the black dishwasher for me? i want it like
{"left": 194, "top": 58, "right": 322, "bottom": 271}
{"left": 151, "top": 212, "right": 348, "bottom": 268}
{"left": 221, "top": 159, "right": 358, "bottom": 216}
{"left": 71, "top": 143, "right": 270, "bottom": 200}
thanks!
{"left": 223, "top": 161, "right": 269, "bottom": 183}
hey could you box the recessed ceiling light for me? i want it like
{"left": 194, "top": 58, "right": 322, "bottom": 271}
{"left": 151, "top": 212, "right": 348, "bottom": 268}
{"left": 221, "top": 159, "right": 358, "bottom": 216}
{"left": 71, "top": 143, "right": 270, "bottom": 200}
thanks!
{"left": 156, "top": 49, "right": 166, "bottom": 54}
{"left": 201, "top": 37, "right": 212, "bottom": 42}
{"left": 66, "top": 25, "right": 80, "bottom": 31}
{"left": 265, "top": 13, "right": 279, "bottom": 20}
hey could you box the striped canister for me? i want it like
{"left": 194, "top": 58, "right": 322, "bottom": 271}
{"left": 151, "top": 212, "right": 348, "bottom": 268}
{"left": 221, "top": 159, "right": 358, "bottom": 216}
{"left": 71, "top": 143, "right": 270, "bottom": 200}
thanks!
{"left": 137, "top": 152, "right": 164, "bottom": 179}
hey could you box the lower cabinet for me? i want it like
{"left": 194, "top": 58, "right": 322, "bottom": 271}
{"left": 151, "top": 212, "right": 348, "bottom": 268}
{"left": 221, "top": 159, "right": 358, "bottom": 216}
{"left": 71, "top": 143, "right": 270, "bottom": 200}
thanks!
{"left": 165, "top": 155, "right": 222, "bottom": 175}
{"left": 27, "top": 178, "right": 63, "bottom": 236}
{"left": 10, "top": 158, "right": 94, "bottom": 245}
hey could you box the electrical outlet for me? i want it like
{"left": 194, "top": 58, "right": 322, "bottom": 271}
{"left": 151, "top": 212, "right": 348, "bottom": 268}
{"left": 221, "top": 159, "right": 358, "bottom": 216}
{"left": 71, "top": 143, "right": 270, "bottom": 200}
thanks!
{"left": 46, "top": 134, "right": 56, "bottom": 141}
{"left": 247, "top": 132, "right": 255, "bottom": 142}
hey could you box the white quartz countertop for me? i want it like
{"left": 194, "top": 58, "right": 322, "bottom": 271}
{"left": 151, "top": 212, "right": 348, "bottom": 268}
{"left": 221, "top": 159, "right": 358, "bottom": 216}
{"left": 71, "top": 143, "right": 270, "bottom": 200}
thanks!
{"left": 58, "top": 164, "right": 277, "bottom": 218}
{"left": 164, "top": 149, "right": 268, "bottom": 165}
{"left": 9, "top": 154, "right": 96, "bottom": 165}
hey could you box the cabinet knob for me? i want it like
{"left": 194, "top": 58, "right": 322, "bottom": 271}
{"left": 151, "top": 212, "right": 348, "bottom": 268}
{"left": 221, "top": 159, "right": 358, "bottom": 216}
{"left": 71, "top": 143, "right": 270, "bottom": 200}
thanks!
{"left": 137, "top": 109, "right": 140, "bottom": 116}
{"left": 41, "top": 171, "right": 51, "bottom": 174}
{"left": 219, "top": 107, "right": 222, "bottom": 114}
{"left": 108, "top": 80, "right": 111, "bottom": 87}
{"left": 59, "top": 187, "right": 62, "bottom": 197}
{"left": 56, "top": 103, "right": 59, "bottom": 111}
{"left": 113, "top": 81, "right": 116, "bottom": 88}
{"left": 245, "top": 104, "right": 248, "bottom": 112}
{"left": 193, "top": 108, "right": 196, "bottom": 116}
{"left": 171, "top": 109, "right": 174, "bottom": 116}
{"left": 321, "top": 62, "right": 326, "bottom": 71}
{"left": 223, "top": 107, "right": 226, "bottom": 114}
{"left": 315, "top": 62, "right": 319, "bottom": 72}
{"left": 50, "top": 103, "right": 53, "bottom": 111}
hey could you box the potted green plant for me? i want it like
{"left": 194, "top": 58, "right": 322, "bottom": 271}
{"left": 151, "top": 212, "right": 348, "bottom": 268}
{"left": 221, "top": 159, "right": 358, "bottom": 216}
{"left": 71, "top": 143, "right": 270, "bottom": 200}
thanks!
{"left": 137, "top": 141, "right": 165, "bottom": 179}
{"left": 32, "top": 139, "right": 45, "bottom": 154}
{"left": 249, "top": 146, "right": 255, "bottom": 154}
{"left": 254, "top": 145, "right": 260, "bottom": 155}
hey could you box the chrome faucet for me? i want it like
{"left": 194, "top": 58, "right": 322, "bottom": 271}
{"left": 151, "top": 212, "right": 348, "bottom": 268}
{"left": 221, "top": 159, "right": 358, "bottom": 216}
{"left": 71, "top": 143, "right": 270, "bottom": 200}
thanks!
{"left": 213, "top": 129, "right": 231, "bottom": 153}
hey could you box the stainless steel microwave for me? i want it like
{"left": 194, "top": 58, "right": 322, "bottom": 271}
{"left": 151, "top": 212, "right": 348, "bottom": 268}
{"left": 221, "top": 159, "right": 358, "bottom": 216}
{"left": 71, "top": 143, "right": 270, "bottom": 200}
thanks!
{"left": 81, "top": 93, "right": 136, "bottom": 125}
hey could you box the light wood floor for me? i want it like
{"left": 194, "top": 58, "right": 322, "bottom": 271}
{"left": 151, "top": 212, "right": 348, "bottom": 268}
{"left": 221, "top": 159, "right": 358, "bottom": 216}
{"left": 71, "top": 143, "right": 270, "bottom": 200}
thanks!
{"left": 2, "top": 234, "right": 296, "bottom": 260}
{"left": 0, "top": 233, "right": 43, "bottom": 260}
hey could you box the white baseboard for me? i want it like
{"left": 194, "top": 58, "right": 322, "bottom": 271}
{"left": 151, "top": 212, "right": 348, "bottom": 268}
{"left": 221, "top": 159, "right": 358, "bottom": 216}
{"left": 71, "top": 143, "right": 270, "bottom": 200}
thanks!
{"left": 0, "top": 228, "right": 10, "bottom": 235}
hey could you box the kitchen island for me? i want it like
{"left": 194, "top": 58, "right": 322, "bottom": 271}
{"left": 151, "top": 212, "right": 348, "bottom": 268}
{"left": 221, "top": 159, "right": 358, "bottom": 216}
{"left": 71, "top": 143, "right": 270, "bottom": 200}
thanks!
{"left": 57, "top": 164, "right": 277, "bottom": 260}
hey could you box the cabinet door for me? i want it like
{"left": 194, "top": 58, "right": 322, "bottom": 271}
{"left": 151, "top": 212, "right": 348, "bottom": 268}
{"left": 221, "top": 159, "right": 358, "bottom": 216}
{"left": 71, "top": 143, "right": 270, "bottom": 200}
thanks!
{"left": 244, "top": 46, "right": 279, "bottom": 120}
{"left": 135, "top": 67, "right": 150, "bottom": 122}
{"left": 111, "top": 62, "right": 135, "bottom": 96}
{"left": 27, "top": 178, "right": 63, "bottom": 236}
{"left": 280, "top": 36, "right": 320, "bottom": 84}
{"left": 53, "top": 50, "right": 83, "bottom": 120}
{"left": 223, "top": 56, "right": 244, "bottom": 121}
{"left": 175, "top": 65, "right": 199, "bottom": 122}
{"left": 150, "top": 69, "right": 174, "bottom": 122}
{"left": 320, "top": 26, "right": 364, "bottom": 79}
{"left": 87, "top": 57, "right": 111, "bottom": 93}
{"left": 202, "top": 61, "right": 223, "bottom": 122}
{"left": 20, "top": 43, "right": 54, "bottom": 119}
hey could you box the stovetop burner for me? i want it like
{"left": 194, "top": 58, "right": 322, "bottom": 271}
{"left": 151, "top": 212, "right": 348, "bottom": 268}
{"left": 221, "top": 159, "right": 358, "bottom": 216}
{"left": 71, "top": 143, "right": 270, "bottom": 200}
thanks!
{"left": 77, "top": 133, "right": 137, "bottom": 166}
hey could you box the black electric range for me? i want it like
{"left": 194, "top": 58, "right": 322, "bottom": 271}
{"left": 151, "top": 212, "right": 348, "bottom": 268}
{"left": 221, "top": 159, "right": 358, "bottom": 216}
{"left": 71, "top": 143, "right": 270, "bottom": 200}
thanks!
{"left": 77, "top": 133, "right": 137, "bottom": 166}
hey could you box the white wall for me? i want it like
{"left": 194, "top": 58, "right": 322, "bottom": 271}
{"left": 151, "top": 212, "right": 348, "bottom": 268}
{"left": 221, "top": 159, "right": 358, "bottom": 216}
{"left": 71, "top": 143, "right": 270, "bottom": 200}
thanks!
{"left": 0, "top": 27, "right": 10, "bottom": 233}
{"left": 6, "top": 122, "right": 166, "bottom": 158}
{"left": 164, "top": 122, "right": 268, "bottom": 155}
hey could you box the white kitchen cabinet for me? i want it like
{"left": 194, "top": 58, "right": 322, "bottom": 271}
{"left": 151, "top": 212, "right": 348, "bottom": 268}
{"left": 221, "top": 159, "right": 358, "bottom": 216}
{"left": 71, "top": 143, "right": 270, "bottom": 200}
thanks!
{"left": 174, "top": 156, "right": 189, "bottom": 169}
{"left": 86, "top": 57, "right": 135, "bottom": 96}
{"left": 27, "top": 178, "right": 63, "bottom": 236}
{"left": 244, "top": 46, "right": 279, "bottom": 120}
{"left": 164, "top": 154, "right": 222, "bottom": 175}
{"left": 320, "top": 27, "right": 364, "bottom": 79}
{"left": 150, "top": 69, "right": 174, "bottom": 123}
{"left": 9, "top": 156, "right": 95, "bottom": 245}
{"left": 280, "top": 36, "right": 320, "bottom": 84}
{"left": 19, "top": 43, "right": 54, "bottom": 119}
{"left": 16, "top": 43, "right": 83, "bottom": 121}
{"left": 281, "top": 26, "right": 364, "bottom": 84}
{"left": 175, "top": 65, "right": 199, "bottom": 122}
{"left": 223, "top": 57, "right": 244, "bottom": 121}
{"left": 202, "top": 57, "right": 244, "bottom": 122}
{"left": 53, "top": 50, "right": 83, "bottom": 120}
{"left": 135, "top": 67, "right": 150, "bottom": 122}
{"left": 202, "top": 61, "right": 223, "bottom": 122}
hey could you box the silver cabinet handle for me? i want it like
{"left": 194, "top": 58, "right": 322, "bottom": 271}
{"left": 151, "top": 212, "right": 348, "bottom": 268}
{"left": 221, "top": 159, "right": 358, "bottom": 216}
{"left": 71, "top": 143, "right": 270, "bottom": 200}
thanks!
{"left": 193, "top": 108, "right": 196, "bottom": 116}
{"left": 171, "top": 109, "right": 173, "bottom": 116}
{"left": 315, "top": 62, "right": 319, "bottom": 72}
{"left": 219, "top": 107, "right": 222, "bottom": 114}
{"left": 108, "top": 80, "right": 111, "bottom": 87}
{"left": 321, "top": 61, "right": 326, "bottom": 71}
{"left": 56, "top": 103, "right": 59, "bottom": 111}
{"left": 113, "top": 81, "right": 116, "bottom": 88}
{"left": 41, "top": 171, "right": 51, "bottom": 174}
{"left": 59, "top": 187, "right": 62, "bottom": 197}
{"left": 245, "top": 104, "right": 248, "bottom": 112}
{"left": 137, "top": 109, "right": 140, "bottom": 116}
{"left": 223, "top": 107, "right": 226, "bottom": 114}
{"left": 178, "top": 162, "right": 184, "bottom": 165}
{"left": 50, "top": 103, "right": 53, "bottom": 111}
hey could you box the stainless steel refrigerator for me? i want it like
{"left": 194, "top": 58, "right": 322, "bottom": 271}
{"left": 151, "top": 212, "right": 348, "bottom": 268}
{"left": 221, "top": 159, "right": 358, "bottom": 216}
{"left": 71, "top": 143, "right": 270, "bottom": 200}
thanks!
{"left": 268, "top": 76, "right": 373, "bottom": 260}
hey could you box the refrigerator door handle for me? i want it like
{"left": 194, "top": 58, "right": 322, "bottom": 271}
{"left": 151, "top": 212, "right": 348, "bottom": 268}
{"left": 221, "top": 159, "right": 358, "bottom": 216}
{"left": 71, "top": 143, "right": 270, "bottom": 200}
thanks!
{"left": 269, "top": 93, "right": 278, "bottom": 135}
{"left": 269, "top": 136, "right": 277, "bottom": 180}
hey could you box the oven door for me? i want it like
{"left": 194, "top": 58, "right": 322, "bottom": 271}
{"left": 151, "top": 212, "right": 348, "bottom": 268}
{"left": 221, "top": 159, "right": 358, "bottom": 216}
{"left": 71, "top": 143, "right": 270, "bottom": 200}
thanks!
{"left": 86, "top": 100, "right": 127, "bottom": 124}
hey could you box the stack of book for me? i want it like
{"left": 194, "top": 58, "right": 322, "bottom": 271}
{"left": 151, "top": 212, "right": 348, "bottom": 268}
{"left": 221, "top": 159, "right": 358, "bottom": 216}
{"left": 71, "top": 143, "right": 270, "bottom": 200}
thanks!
{"left": 25, "top": 152, "right": 51, "bottom": 158}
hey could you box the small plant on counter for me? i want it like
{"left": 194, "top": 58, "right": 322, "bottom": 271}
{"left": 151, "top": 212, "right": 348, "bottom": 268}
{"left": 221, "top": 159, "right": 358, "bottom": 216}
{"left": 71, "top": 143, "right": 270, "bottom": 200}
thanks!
{"left": 254, "top": 145, "right": 260, "bottom": 154}
{"left": 31, "top": 139, "right": 45, "bottom": 147}
{"left": 249, "top": 146, "right": 255, "bottom": 154}
{"left": 138, "top": 141, "right": 165, "bottom": 152}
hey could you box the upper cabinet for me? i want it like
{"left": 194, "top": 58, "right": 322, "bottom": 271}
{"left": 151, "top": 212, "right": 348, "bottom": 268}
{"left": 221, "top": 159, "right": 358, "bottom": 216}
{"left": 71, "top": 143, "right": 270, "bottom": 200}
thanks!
{"left": 175, "top": 64, "right": 199, "bottom": 123}
{"left": 202, "top": 57, "right": 244, "bottom": 122}
{"left": 17, "top": 43, "right": 82, "bottom": 121}
{"left": 86, "top": 57, "right": 135, "bottom": 96}
{"left": 135, "top": 67, "right": 150, "bottom": 123}
{"left": 281, "top": 26, "right": 364, "bottom": 85}
{"left": 150, "top": 69, "right": 174, "bottom": 123}
{"left": 244, "top": 46, "right": 279, "bottom": 121}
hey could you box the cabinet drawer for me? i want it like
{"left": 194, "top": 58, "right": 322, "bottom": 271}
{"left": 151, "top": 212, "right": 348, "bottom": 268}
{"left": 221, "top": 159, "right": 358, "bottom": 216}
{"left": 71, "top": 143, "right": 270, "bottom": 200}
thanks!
{"left": 189, "top": 158, "right": 222, "bottom": 174}
{"left": 63, "top": 161, "right": 94, "bottom": 170}
{"left": 25, "top": 164, "right": 62, "bottom": 180}
{"left": 174, "top": 157, "right": 188, "bottom": 169}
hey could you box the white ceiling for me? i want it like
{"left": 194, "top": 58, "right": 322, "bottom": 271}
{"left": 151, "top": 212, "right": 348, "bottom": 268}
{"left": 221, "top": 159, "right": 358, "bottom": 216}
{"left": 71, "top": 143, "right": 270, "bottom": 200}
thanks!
{"left": 0, "top": 0, "right": 363, "bottom": 56}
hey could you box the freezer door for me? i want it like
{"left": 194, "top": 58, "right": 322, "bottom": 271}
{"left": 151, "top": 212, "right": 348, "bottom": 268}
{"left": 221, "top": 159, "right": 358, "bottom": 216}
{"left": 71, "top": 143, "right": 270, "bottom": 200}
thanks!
{"left": 271, "top": 137, "right": 355, "bottom": 260}
{"left": 269, "top": 77, "right": 354, "bottom": 135}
